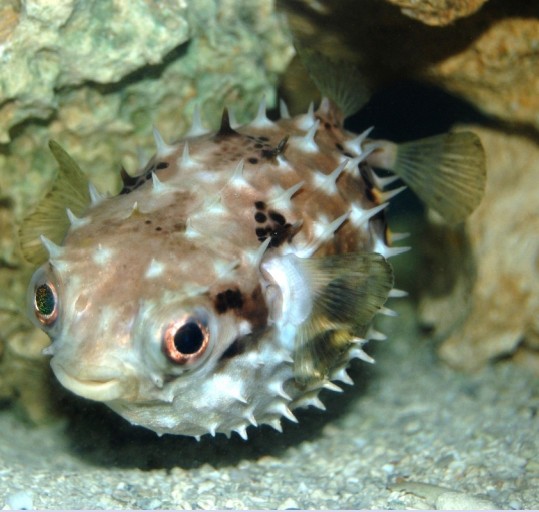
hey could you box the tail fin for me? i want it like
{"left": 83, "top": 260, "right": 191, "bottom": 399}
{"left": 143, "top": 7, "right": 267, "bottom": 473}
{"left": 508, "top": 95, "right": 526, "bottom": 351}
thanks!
{"left": 366, "top": 131, "right": 486, "bottom": 223}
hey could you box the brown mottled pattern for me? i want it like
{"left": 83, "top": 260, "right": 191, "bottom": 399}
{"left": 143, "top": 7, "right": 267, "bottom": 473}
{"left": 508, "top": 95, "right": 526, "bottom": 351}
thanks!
{"left": 28, "top": 100, "right": 395, "bottom": 437}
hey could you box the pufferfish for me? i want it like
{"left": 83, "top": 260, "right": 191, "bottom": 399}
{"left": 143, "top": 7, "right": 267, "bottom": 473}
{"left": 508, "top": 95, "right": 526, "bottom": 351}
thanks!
{"left": 19, "top": 68, "right": 486, "bottom": 439}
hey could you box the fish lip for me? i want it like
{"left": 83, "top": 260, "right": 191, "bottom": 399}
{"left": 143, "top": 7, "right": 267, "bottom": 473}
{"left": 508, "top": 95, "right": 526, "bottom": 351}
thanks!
{"left": 50, "top": 359, "right": 125, "bottom": 402}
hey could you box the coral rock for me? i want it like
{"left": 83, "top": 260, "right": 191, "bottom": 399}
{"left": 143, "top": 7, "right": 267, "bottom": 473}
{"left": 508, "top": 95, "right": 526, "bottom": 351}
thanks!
{"left": 386, "top": 0, "right": 489, "bottom": 26}
{"left": 429, "top": 17, "right": 539, "bottom": 131}
{"left": 419, "top": 126, "right": 539, "bottom": 371}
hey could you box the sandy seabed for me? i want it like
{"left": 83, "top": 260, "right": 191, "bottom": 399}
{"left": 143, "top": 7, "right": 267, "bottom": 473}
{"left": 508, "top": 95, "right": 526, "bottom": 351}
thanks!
{"left": 0, "top": 301, "right": 537, "bottom": 510}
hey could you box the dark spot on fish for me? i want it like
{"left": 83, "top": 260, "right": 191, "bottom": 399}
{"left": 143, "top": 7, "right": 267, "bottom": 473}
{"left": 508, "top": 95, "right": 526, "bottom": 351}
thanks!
{"left": 261, "top": 135, "right": 288, "bottom": 160}
{"left": 215, "top": 287, "right": 271, "bottom": 361}
{"left": 145, "top": 171, "right": 153, "bottom": 179}
{"left": 255, "top": 212, "right": 267, "bottom": 223}
{"left": 248, "top": 157, "right": 258, "bottom": 164}
{"left": 268, "top": 210, "right": 286, "bottom": 225}
{"left": 324, "top": 121, "right": 331, "bottom": 130}
{"left": 219, "top": 337, "right": 244, "bottom": 359}
{"left": 254, "top": 143, "right": 263, "bottom": 149}
{"left": 335, "top": 142, "right": 344, "bottom": 151}
{"left": 145, "top": 219, "right": 152, "bottom": 225}
{"left": 215, "top": 288, "right": 244, "bottom": 314}
{"left": 244, "top": 285, "right": 269, "bottom": 329}
{"left": 258, "top": 136, "right": 269, "bottom": 142}
{"left": 213, "top": 108, "right": 239, "bottom": 140}
{"left": 367, "top": 206, "right": 388, "bottom": 245}
{"left": 120, "top": 167, "right": 138, "bottom": 187}
{"left": 360, "top": 164, "right": 375, "bottom": 190}
{"left": 215, "top": 325, "right": 269, "bottom": 369}
{"left": 155, "top": 226, "right": 162, "bottom": 232}
{"left": 269, "top": 223, "right": 294, "bottom": 248}
{"left": 156, "top": 161, "right": 169, "bottom": 170}
{"left": 254, "top": 201, "right": 266, "bottom": 210}
{"left": 120, "top": 176, "right": 146, "bottom": 195}
{"left": 343, "top": 152, "right": 354, "bottom": 158}
{"left": 256, "top": 227, "right": 266, "bottom": 237}
{"left": 120, "top": 166, "right": 152, "bottom": 195}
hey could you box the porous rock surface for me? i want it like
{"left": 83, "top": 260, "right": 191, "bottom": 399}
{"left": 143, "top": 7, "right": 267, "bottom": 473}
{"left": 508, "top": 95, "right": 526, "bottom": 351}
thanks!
{"left": 0, "top": 0, "right": 188, "bottom": 144}
{"left": 428, "top": 16, "right": 539, "bottom": 131}
{"left": 387, "top": 0, "right": 489, "bottom": 25}
{"left": 281, "top": 0, "right": 539, "bottom": 130}
{"left": 418, "top": 126, "right": 539, "bottom": 371}
{"left": 385, "top": 1, "right": 539, "bottom": 128}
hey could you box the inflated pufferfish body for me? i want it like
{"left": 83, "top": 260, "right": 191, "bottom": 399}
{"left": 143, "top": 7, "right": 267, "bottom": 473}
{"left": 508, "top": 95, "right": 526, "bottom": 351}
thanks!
{"left": 21, "top": 94, "right": 486, "bottom": 439}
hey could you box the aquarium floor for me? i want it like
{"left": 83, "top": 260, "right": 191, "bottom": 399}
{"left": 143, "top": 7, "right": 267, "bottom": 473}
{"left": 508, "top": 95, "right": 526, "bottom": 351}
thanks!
{"left": 1, "top": 301, "right": 538, "bottom": 510}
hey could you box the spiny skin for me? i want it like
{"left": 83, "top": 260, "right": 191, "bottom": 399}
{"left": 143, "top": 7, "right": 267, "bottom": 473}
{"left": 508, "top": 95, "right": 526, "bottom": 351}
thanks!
{"left": 28, "top": 100, "right": 399, "bottom": 438}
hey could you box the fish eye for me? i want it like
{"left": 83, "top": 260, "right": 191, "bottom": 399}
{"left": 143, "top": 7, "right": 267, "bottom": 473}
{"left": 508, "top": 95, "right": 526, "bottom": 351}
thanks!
{"left": 28, "top": 266, "right": 60, "bottom": 330}
{"left": 163, "top": 316, "right": 209, "bottom": 365}
{"left": 34, "top": 282, "right": 59, "bottom": 325}
{"left": 27, "top": 266, "right": 62, "bottom": 334}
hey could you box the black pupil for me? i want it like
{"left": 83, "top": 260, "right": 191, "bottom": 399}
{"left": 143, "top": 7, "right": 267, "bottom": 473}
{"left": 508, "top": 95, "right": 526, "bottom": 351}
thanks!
{"left": 35, "top": 284, "right": 55, "bottom": 316}
{"left": 174, "top": 322, "right": 204, "bottom": 354}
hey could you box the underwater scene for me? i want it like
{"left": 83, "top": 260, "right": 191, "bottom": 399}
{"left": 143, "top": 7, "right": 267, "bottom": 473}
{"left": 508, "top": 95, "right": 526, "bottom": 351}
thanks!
{"left": 0, "top": 0, "right": 538, "bottom": 509}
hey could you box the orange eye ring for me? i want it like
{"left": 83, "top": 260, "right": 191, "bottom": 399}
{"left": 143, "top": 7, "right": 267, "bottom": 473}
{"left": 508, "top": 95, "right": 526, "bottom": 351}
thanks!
{"left": 34, "top": 282, "right": 59, "bottom": 326}
{"left": 163, "top": 317, "right": 210, "bottom": 365}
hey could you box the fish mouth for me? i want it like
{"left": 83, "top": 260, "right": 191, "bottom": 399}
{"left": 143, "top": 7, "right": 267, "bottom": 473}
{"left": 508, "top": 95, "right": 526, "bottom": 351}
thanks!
{"left": 51, "top": 359, "right": 125, "bottom": 402}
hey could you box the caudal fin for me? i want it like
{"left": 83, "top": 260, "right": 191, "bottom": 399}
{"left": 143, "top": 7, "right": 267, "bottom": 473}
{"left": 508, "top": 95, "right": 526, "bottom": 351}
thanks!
{"left": 366, "top": 131, "right": 486, "bottom": 223}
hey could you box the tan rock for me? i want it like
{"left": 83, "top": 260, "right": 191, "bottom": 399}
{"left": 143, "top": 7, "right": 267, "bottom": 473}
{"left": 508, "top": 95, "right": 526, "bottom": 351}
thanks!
{"left": 387, "top": 0, "right": 489, "bottom": 26}
{"left": 280, "top": 1, "right": 539, "bottom": 130}
{"left": 419, "top": 126, "right": 539, "bottom": 370}
{"left": 429, "top": 17, "right": 539, "bottom": 130}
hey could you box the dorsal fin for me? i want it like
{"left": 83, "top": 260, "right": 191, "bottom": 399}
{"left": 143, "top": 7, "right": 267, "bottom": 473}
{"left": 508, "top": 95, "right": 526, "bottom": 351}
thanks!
{"left": 296, "top": 44, "right": 371, "bottom": 120}
{"left": 19, "top": 141, "right": 92, "bottom": 265}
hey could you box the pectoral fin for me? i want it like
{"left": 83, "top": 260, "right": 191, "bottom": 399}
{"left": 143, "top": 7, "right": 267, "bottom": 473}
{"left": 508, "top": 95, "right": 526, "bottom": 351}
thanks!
{"left": 263, "top": 252, "right": 394, "bottom": 386}
{"left": 19, "top": 141, "right": 91, "bottom": 265}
